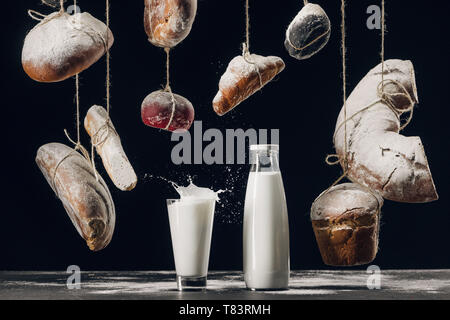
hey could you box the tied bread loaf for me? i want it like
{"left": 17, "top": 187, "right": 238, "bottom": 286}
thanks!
{"left": 84, "top": 105, "right": 138, "bottom": 191}
{"left": 334, "top": 59, "right": 438, "bottom": 203}
{"left": 285, "top": 3, "right": 331, "bottom": 60}
{"left": 22, "top": 11, "right": 114, "bottom": 82}
{"left": 141, "top": 90, "right": 195, "bottom": 131}
{"left": 144, "top": 0, "right": 197, "bottom": 48}
{"left": 311, "top": 183, "right": 382, "bottom": 266}
{"left": 213, "top": 54, "right": 285, "bottom": 116}
{"left": 36, "top": 143, "right": 115, "bottom": 251}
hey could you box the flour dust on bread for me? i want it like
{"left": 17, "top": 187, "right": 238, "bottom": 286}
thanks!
{"left": 84, "top": 106, "right": 138, "bottom": 191}
{"left": 144, "top": 0, "right": 197, "bottom": 48}
{"left": 333, "top": 59, "right": 438, "bottom": 203}
{"left": 22, "top": 11, "right": 114, "bottom": 82}
{"left": 213, "top": 54, "right": 285, "bottom": 116}
{"left": 285, "top": 3, "right": 331, "bottom": 60}
{"left": 36, "top": 143, "right": 115, "bottom": 251}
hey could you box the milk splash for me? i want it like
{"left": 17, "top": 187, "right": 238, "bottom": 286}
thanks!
{"left": 144, "top": 174, "right": 225, "bottom": 202}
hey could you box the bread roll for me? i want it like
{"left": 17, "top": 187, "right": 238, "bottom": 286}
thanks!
{"left": 311, "top": 183, "right": 382, "bottom": 266}
{"left": 141, "top": 90, "right": 194, "bottom": 131}
{"left": 36, "top": 143, "right": 115, "bottom": 251}
{"left": 333, "top": 60, "right": 438, "bottom": 203}
{"left": 213, "top": 54, "right": 285, "bottom": 116}
{"left": 22, "top": 12, "right": 114, "bottom": 82}
{"left": 144, "top": 0, "right": 197, "bottom": 48}
{"left": 285, "top": 3, "right": 331, "bottom": 60}
{"left": 84, "top": 105, "right": 138, "bottom": 191}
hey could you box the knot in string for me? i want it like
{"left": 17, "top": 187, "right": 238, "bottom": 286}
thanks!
{"left": 377, "top": 79, "right": 415, "bottom": 130}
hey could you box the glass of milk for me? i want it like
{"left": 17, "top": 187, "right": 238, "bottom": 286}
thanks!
{"left": 166, "top": 184, "right": 217, "bottom": 291}
{"left": 243, "top": 144, "right": 290, "bottom": 290}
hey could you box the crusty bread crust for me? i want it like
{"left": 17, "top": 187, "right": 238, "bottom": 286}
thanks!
{"left": 84, "top": 105, "right": 138, "bottom": 191}
{"left": 213, "top": 54, "right": 285, "bottom": 116}
{"left": 311, "top": 183, "right": 382, "bottom": 266}
{"left": 22, "top": 12, "right": 113, "bottom": 83}
{"left": 144, "top": 0, "right": 197, "bottom": 48}
{"left": 36, "top": 143, "right": 115, "bottom": 251}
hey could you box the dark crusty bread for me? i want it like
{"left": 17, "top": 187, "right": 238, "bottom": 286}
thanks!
{"left": 311, "top": 183, "right": 382, "bottom": 266}
{"left": 36, "top": 143, "right": 115, "bottom": 251}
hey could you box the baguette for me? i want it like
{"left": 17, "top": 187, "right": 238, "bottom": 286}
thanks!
{"left": 84, "top": 105, "right": 138, "bottom": 191}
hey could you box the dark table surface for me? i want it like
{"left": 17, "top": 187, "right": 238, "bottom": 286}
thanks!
{"left": 0, "top": 270, "right": 449, "bottom": 300}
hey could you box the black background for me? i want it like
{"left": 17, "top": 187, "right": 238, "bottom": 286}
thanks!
{"left": 0, "top": 0, "right": 449, "bottom": 271}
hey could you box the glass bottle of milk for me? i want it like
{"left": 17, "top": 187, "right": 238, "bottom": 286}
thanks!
{"left": 244, "top": 144, "right": 290, "bottom": 290}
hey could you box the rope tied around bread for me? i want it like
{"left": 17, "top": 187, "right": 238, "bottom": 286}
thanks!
{"left": 317, "top": 0, "right": 389, "bottom": 216}
{"left": 327, "top": 78, "right": 415, "bottom": 167}
{"left": 242, "top": 0, "right": 263, "bottom": 88}
{"left": 285, "top": 0, "right": 331, "bottom": 53}
{"left": 51, "top": 0, "right": 112, "bottom": 187}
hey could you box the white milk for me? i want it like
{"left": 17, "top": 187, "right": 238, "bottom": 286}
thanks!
{"left": 243, "top": 146, "right": 290, "bottom": 290}
{"left": 167, "top": 183, "right": 218, "bottom": 277}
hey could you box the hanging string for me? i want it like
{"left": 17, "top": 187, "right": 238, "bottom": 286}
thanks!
{"left": 28, "top": 0, "right": 65, "bottom": 22}
{"left": 321, "top": 0, "right": 414, "bottom": 205}
{"left": 90, "top": 0, "right": 115, "bottom": 171}
{"left": 341, "top": 0, "right": 348, "bottom": 172}
{"left": 381, "top": 0, "right": 385, "bottom": 92}
{"left": 163, "top": 47, "right": 176, "bottom": 131}
{"left": 105, "top": 0, "right": 111, "bottom": 118}
{"left": 245, "top": 0, "right": 250, "bottom": 54}
{"left": 242, "top": 0, "right": 262, "bottom": 87}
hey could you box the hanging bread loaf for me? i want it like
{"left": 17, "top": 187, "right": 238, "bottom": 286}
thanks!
{"left": 36, "top": 143, "right": 115, "bottom": 251}
{"left": 84, "top": 105, "right": 138, "bottom": 191}
{"left": 285, "top": 3, "right": 331, "bottom": 60}
{"left": 311, "top": 183, "right": 382, "bottom": 266}
{"left": 333, "top": 59, "right": 438, "bottom": 203}
{"left": 141, "top": 90, "right": 195, "bottom": 131}
{"left": 213, "top": 54, "right": 285, "bottom": 116}
{"left": 144, "top": 0, "right": 197, "bottom": 48}
{"left": 22, "top": 11, "right": 114, "bottom": 82}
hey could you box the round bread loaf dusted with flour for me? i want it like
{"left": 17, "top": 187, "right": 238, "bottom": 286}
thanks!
{"left": 311, "top": 183, "right": 382, "bottom": 266}
{"left": 36, "top": 143, "right": 116, "bottom": 251}
{"left": 22, "top": 11, "right": 114, "bottom": 82}
{"left": 144, "top": 0, "right": 197, "bottom": 48}
{"left": 285, "top": 3, "right": 331, "bottom": 60}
